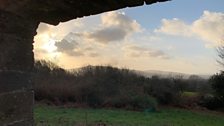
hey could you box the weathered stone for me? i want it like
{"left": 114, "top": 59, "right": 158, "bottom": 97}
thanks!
{"left": 0, "top": 91, "right": 34, "bottom": 125}
{"left": 0, "top": 34, "right": 34, "bottom": 71}
{"left": 0, "top": 10, "right": 37, "bottom": 38}
{"left": 0, "top": 0, "right": 169, "bottom": 25}
{"left": 0, "top": 10, "right": 37, "bottom": 71}
{"left": 7, "top": 119, "right": 33, "bottom": 126}
{"left": 0, "top": 71, "right": 32, "bottom": 93}
{"left": 0, "top": 8, "right": 36, "bottom": 126}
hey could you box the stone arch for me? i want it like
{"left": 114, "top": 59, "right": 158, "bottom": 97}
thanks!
{"left": 0, "top": 0, "right": 168, "bottom": 125}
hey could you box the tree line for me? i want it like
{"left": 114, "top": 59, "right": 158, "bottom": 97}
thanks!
{"left": 33, "top": 60, "right": 222, "bottom": 111}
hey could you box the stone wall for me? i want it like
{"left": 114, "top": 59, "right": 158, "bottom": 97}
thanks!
{"left": 0, "top": 10, "right": 38, "bottom": 126}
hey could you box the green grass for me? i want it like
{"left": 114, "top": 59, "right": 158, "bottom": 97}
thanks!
{"left": 34, "top": 105, "right": 224, "bottom": 126}
{"left": 182, "top": 91, "right": 198, "bottom": 97}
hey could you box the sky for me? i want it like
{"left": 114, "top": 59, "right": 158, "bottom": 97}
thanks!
{"left": 34, "top": 0, "right": 224, "bottom": 75}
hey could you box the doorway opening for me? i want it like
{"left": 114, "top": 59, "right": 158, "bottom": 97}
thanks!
{"left": 33, "top": 2, "right": 224, "bottom": 125}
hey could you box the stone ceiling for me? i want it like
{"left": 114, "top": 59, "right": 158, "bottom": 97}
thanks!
{"left": 0, "top": 0, "right": 169, "bottom": 25}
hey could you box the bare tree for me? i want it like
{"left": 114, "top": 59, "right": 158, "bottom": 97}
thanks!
{"left": 217, "top": 46, "right": 224, "bottom": 67}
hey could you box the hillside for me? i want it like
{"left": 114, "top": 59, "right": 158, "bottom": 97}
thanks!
{"left": 135, "top": 70, "right": 211, "bottom": 79}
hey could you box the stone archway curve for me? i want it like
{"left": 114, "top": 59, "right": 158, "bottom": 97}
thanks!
{"left": 0, "top": 0, "right": 169, "bottom": 125}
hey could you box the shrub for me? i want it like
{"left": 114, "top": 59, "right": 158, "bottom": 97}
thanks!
{"left": 210, "top": 71, "right": 224, "bottom": 99}
{"left": 199, "top": 72, "right": 224, "bottom": 110}
{"left": 104, "top": 94, "right": 158, "bottom": 111}
{"left": 199, "top": 95, "right": 224, "bottom": 110}
{"left": 145, "top": 76, "right": 181, "bottom": 105}
{"left": 129, "top": 95, "right": 158, "bottom": 110}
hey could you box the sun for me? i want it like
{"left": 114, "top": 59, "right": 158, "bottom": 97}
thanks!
{"left": 42, "top": 38, "right": 57, "bottom": 53}
{"left": 34, "top": 32, "right": 57, "bottom": 53}
{"left": 34, "top": 32, "right": 61, "bottom": 62}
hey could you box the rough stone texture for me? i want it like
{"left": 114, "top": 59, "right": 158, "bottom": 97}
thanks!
{"left": 0, "top": 10, "right": 37, "bottom": 71}
{"left": 0, "top": 0, "right": 169, "bottom": 125}
{"left": 0, "top": 71, "right": 32, "bottom": 93}
{"left": 0, "top": 0, "right": 169, "bottom": 24}
{"left": 7, "top": 120, "right": 33, "bottom": 126}
{"left": 0, "top": 91, "right": 34, "bottom": 125}
{"left": 0, "top": 10, "right": 37, "bottom": 126}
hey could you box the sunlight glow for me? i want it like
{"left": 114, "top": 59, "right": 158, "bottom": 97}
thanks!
{"left": 42, "top": 39, "right": 57, "bottom": 53}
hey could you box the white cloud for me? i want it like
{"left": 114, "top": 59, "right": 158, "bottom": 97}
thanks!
{"left": 47, "top": 11, "right": 141, "bottom": 47}
{"left": 155, "top": 11, "right": 224, "bottom": 46}
{"left": 69, "top": 50, "right": 85, "bottom": 56}
{"left": 87, "top": 27, "right": 127, "bottom": 43}
{"left": 85, "top": 11, "right": 141, "bottom": 44}
{"left": 55, "top": 39, "right": 78, "bottom": 55}
{"left": 54, "top": 37, "right": 100, "bottom": 57}
{"left": 101, "top": 11, "right": 141, "bottom": 32}
{"left": 155, "top": 18, "right": 192, "bottom": 36}
{"left": 192, "top": 11, "right": 224, "bottom": 45}
{"left": 34, "top": 19, "right": 86, "bottom": 60}
{"left": 36, "top": 23, "right": 50, "bottom": 34}
{"left": 123, "top": 44, "right": 171, "bottom": 59}
{"left": 87, "top": 52, "right": 100, "bottom": 57}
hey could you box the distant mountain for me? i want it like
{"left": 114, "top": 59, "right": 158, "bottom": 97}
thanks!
{"left": 135, "top": 70, "right": 211, "bottom": 79}
{"left": 68, "top": 66, "right": 211, "bottom": 79}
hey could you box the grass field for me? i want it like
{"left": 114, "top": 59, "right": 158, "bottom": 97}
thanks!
{"left": 34, "top": 105, "right": 224, "bottom": 126}
{"left": 182, "top": 92, "right": 198, "bottom": 97}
